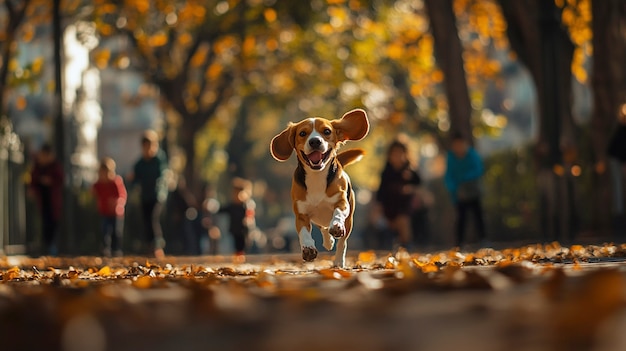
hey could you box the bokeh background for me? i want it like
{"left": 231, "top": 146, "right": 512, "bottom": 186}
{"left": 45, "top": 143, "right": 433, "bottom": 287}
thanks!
{"left": 0, "top": 0, "right": 624, "bottom": 256}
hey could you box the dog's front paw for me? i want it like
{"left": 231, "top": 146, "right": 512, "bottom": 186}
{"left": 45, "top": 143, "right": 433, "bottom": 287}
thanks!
{"left": 329, "top": 222, "right": 346, "bottom": 238}
{"left": 302, "top": 246, "right": 318, "bottom": 262}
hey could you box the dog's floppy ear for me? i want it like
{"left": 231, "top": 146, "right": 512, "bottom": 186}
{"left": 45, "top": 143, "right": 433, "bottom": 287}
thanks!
{"left": 270, "top": 123, "right": 295, "bottom": 161}
{"left": 332, "top": 108, "right": 370, "bottom": 142}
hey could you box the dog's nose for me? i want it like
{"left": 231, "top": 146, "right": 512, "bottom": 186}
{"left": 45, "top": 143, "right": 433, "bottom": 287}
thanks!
{"left": 309, "top": 137, "right": 322, "bottom": 148}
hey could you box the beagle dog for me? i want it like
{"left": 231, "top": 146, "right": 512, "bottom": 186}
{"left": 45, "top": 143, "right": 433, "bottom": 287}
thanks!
{"left": 270, "top": 109, "right": 369, "bottom": 268}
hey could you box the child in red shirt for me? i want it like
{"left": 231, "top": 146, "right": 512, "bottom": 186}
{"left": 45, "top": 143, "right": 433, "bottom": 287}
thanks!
{"left": 93, "top": 157, "right": 127, "bottom": 256}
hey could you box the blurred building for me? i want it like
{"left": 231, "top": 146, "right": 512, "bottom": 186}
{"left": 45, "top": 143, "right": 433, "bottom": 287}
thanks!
{"left": 9, "top": 22, "right": 162, "bottom": 183}
{"left": 6, "top": 19, "right": 162, "bottom": 254}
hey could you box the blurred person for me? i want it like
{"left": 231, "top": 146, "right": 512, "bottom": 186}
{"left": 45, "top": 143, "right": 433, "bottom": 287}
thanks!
{"left": 376, "top": 136, "right": 422, "bottom": 249}
{"left": 202, "top": 184, "right": 221, "bottom": 255}
{"left": 92, "top": 157, "right": 127, "bottom": 257}
{"left": 128, "top": 130, "right": 168, "bottom": 258}
{"left": 29, "top": 143, "right": 64, "bottom": 255}
{"left": 216, "top": 177, "right": 256, "bottom": 261}
{"left": 411, "top": 186, "right": 433, "bottom": 248}
{"left": 362, "top": 201, "right": 394, "bottom": 250}
{"left": 169, "top": 176, "right": 203, "bottom": 255}
{"left": 444, "top": 132, "right": 486, "bottom": 248}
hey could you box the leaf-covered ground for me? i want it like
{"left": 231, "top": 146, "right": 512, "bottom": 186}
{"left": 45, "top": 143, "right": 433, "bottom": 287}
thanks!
{"left": 2, "top": 242, "right": 626, "bottom": 351}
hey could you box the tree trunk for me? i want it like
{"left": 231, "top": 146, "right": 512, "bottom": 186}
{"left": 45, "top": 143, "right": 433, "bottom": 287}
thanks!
{"left": 226, "top": 97, "right": 252, "bottom": 179}
{"left": 424, "top": 0, "right": 473, "bottom": 142}
{"left": 591, "top": 0, "right": 626, "bottom": 236}
{"left": 179, "top": 120, "right": 198, "bottom": 193}
{"left": 499, "top": 0, "right": 576, "bottom": 242}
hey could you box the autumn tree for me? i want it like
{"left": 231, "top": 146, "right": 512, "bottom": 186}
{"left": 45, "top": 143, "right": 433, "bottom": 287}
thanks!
{"left": 424, "top": 0, "right": 473, "bottom": 142}
{"left": 0, "top": 0, "right": 33, "bottom": 117}
{"left": 89, "top": 0, "right": 315, "bottom": 191}
{"left": 498, "top": 0, "right": 579, "bottom": 241}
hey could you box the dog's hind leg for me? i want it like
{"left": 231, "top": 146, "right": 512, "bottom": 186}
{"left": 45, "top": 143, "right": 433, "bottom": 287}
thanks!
{"left": 320, "top": 226, "right": 336, "bottom": 251}
{"left": 333, "top": 237, "right": 348, "bottom": 268}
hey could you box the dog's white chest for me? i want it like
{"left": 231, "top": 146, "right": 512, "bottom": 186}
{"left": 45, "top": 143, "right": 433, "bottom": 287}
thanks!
{"left": 296, "top": 172, "right": 340, "bottom": 221}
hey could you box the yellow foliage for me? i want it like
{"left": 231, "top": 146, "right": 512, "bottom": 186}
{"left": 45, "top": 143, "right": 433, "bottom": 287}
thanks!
{"left": 431, "top": 70, "right": 444, "bottom": 83}
{"left": 562, "top": 7, "right": 575, "bottom": 26}
{"left": 293, "top": 59, "right": 314, "bottom": 74}
{"left": 192, "top": 5, "right": 206, "bottom": 20}
{"left": 93, "top": 49, "right": 111, "bottom": 69}
{"left": 29, "top": 57, "right": 44, "bottom": 75}
{"left": 178, "top": 32, "right": 192, "bottom": 46}
{"left": 205, "top": 63, "right": 223, "bottom": 80}
{"left": 315, "top": 23, "right": 335, "bottom": 36}
{"left": 558, "top": 0, "right": 591, "bottom": 84}
{"left": 148, "top": 32, "right": 169, "bottom": 47}
{"left": 266, "top": 38, "right": 279, "bottom": 51}
{"left": 99, "top": 24, "right": 114, "bottom": 36}
{"left": 386, "top": 42, "right": 404, "bottom": 60}
{"left": 410, "top": 83, "right": 424, "bottom": 97}
{"left": 213, "top": 36, "right": 236, "bottom": 54}
{"left": 190, "top": 49, "right": 208, "bottom": 67}
{"left": 21, "top": 24, "right": 35, "bottom": 43}
{"left": 264, "top": 8, "right": 277, "bottom": 23}
{"left": 327, "top": 5, "right": 349, "bottom": 28}
{"left": 134, "top": 0, "right": 150, "bottom": 14}
{"left": 99, "top": 3, "right": 117, "bottom": 14}
{"left": 242, "top": 36, "right": 256, "bottom": 55}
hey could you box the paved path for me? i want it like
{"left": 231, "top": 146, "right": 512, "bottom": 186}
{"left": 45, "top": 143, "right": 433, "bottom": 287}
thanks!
{"left": 2, "top": 244, "right": 626, "bottom": 351}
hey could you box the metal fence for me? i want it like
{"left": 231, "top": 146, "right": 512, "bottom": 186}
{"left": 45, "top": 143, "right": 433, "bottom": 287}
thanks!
{"left": 0, "top": 118, "right": 26, "bottom": 255}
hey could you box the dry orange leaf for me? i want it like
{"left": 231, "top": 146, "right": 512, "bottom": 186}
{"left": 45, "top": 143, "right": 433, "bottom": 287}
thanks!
{"left": 133, "top": 276, "right": 153, "bottom": 289}
{"left": 357, "top": 251, "right": 377, "bottom": 263}
{"left": 318, "top": 269, "right": 351, "bottom": 280}
{"left": 3, "top": 266, "right": 21, "bottom": 281}
{"left": 97, "top": 266, "right": 112, "bottom": 277}
{"left": 420, "top": 263, "right": 439, "bottom": 273}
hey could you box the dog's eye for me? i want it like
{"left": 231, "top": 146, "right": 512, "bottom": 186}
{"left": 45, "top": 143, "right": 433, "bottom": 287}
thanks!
{"left": 323, "top": 128, "right": 332, "bottom": 136}
{"left": 299, "top": 131, "right": 307, "bottom": 137}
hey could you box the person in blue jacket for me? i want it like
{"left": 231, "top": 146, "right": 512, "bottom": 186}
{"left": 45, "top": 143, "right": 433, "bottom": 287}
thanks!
{"left": 444, "top": 132, "right": 486, "bottom": 248}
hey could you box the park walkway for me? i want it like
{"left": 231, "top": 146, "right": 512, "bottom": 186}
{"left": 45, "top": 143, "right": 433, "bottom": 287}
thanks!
{"left": 2, "top": 243, "right": 626, "bottom": 351}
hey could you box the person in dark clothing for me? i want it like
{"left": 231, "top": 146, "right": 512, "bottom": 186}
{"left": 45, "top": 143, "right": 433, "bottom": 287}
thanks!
{"left": 30, "top": 143, "right": 64, "bottom": 255}
{"left": 169, "top": 177, "right": 206, "bottom": 255}
{"left": 217, "top": 177, "right": 255, "bottom": 261}
{"left": 376, "top": 137, "right": 422, "bottom": 248}
{"left": 444, "top": 132, "right": 486, "bottom": 248}
{"left": 128, "top": 130, "right": 168, "bottom": 258}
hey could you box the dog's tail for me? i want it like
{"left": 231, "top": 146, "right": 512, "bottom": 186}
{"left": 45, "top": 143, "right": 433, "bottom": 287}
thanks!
{"left": 337, "top": 148, "right": 365, "bottom": 168}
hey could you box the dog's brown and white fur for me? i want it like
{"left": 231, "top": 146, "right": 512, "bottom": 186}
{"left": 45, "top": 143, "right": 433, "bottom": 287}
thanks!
{"left": 270, "top": 109, "right": 369, "bottom": 267}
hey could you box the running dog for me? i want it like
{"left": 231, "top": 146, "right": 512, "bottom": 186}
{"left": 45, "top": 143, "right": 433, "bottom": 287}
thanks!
{"left": 270, "top": 109, "right": 369, "bottom": 267}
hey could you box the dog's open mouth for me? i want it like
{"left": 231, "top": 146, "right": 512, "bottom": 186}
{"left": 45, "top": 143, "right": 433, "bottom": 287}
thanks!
{"left": 302, "top": 150, "right": 331, "bottom": 170}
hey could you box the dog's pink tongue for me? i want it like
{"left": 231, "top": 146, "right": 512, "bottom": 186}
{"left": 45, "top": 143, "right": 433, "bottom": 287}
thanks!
{"left": 308, "top": 151, "right": 323, "bottom": 163}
